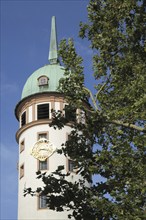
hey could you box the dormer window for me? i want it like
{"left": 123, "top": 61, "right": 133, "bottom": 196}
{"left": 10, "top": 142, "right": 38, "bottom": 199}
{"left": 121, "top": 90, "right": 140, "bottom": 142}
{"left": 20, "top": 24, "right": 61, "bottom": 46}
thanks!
{"left": 38, "top": 76, "right": 48, "bottom": 86}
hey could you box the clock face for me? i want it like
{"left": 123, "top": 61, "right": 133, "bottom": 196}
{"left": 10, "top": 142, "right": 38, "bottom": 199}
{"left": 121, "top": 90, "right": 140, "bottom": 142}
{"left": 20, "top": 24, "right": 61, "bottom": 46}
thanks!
{"left": 30, "top": 138, "right": 56, "bottom": 161}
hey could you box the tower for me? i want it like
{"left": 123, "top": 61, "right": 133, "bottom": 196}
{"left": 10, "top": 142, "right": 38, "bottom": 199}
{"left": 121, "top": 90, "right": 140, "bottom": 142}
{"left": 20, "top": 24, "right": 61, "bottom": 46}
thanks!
{"left": 15, "top": 17, "right": 82, "bottom": 220}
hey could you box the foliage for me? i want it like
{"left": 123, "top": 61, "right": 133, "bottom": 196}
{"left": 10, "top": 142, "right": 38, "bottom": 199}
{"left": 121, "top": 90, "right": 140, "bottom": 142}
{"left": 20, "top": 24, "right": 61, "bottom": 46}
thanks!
{"left": 26, "top": 1, "right": 146, "bottom": 219}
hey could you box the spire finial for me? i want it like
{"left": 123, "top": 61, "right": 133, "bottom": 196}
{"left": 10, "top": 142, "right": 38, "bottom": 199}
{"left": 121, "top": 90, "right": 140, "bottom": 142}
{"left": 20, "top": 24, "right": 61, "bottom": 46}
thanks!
{"left": 48, "top": 16, "right": 59, "bottom": 64}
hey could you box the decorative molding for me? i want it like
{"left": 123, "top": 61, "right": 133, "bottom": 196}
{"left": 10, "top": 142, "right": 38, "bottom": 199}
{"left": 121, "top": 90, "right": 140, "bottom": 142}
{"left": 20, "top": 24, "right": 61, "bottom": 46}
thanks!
{"left": 15, "top": 93, "right": 65, "bottom": 120}
{"left": 16, "top": 119, "right": 52, "bottom": 142}
{"left": 16, "top": 119, "right": 73, "bottom": 143}
{"left": 32, "top": 103, "right": 35, "bottom": 121}
{"left": 51, "top": 101, "right": 55, "bottom": 111}
{"left": 60, "top": 101, "right": 63, "bottom": 112}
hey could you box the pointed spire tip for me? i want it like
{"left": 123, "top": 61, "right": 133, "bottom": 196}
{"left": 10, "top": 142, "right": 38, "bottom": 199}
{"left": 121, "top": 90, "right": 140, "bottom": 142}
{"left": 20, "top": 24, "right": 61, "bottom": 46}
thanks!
{"left": 48, "top": 16, "right": 59, "bottom": 64}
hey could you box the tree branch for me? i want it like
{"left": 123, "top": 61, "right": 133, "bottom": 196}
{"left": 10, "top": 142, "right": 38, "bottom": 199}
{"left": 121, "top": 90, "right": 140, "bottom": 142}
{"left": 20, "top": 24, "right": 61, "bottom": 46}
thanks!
{"left": 95, "top": 82, "right": 107, "bottom": 102}
{"left": 106, "top": 119, "right": 146, "bottom": 133}
{"left": 83, "top": 87, "right": 99, "bottom": 111}
{"left": 71, "top": 86, "right": 145, "bottom": 133}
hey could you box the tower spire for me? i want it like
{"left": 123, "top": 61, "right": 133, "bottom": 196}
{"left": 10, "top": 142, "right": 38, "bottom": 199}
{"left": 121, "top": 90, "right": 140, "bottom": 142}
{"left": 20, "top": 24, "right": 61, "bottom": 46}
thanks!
{"left": 48, "top": 16, "right": 59, "bottom": 64}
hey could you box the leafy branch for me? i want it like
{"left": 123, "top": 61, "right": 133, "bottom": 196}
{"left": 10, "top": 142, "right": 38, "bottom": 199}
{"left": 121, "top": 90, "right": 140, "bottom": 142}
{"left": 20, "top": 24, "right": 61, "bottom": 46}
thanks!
{"left": 83, "top": 87, "right": 146, "bottom": 133}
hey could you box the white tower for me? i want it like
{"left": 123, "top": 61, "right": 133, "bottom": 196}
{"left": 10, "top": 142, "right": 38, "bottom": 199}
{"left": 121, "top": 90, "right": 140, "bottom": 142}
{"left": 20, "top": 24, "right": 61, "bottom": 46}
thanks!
{"left": 15, "top": 17, "right": 82, "bottom": 220}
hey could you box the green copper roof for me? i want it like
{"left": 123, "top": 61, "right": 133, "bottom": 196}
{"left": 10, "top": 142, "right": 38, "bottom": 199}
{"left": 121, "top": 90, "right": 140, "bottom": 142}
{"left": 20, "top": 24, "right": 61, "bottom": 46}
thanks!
{"left": 21, "top": 16, "right": 65, "bottom": 100}
{"left": 21, "top": 64, "right": 64, "bottom": 99}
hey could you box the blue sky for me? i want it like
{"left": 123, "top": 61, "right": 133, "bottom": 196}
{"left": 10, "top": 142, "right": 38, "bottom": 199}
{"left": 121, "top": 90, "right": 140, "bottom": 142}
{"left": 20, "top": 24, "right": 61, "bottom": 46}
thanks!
{"left": 0, "top": 1, "right": 96, "bottom": 219}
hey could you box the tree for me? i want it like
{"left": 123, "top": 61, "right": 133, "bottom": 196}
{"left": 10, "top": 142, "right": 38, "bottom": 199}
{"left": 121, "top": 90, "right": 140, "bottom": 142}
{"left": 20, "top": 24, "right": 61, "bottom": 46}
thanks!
{"left": 25, "top": 1, "right": 146, "bottom": 219}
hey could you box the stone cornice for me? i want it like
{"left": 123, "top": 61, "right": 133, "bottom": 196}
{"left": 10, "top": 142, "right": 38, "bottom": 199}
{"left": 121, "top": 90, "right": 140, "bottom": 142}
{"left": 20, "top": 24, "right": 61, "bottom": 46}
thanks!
{"left": 16, "top": 119, "right": 52, "bottom": 143}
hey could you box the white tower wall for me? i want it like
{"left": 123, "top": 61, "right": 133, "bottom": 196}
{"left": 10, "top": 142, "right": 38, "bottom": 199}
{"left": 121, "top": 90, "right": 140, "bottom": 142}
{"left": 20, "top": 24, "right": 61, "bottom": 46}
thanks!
{"left": 16, "top": 95, "right": 85, "bottom": 220}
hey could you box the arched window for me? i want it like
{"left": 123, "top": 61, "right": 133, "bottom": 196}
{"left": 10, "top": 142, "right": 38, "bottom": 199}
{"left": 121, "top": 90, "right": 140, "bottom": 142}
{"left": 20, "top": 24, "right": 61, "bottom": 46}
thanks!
{"left": 38, "top": 76, "right": 48, "bottom": 86}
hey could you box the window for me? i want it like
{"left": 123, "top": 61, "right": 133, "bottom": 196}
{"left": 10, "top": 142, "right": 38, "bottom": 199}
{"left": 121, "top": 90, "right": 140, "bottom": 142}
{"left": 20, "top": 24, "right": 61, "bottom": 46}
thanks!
{"left": 37, "top": 132, "right": 49, "bottom": 140}
{"left": 20, "top": 164, "right": 24, "bottom": 179}
{"left": 38, "top": 76, "right": 48, "bottom": 86}
{"left": 20, "top": 140, "right": 25, "bottom": 153}
{"left": 21, "top": 111, "right": 26, "bottom": 126}
{"left": 64, "top": 105, "right": 76, "bottom": 122}
{"left": 38, "top": 133, "right": 47, "bottom": 139}
{"left": 39, "top": 159, "right": 48, "bottom": 170}
{"left": 37, "top": 104, "right": 49, "bottom": 120}
{"left": 66, "top": 132, "right": 71, "bottom": 141}
{"left": 68, "top": 159, "right": 77, "bottom": 172}
{"left": 38, "top": 195, "right": 47, "bottom": 209}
